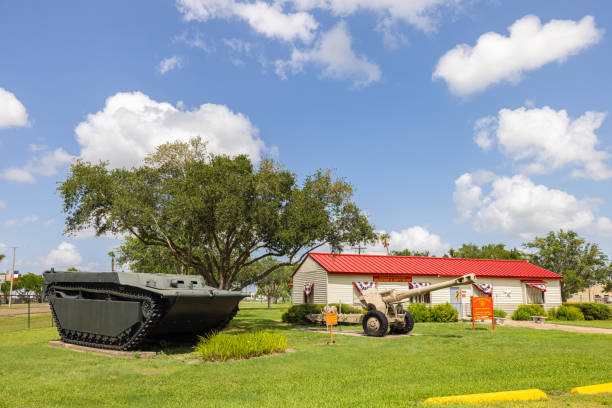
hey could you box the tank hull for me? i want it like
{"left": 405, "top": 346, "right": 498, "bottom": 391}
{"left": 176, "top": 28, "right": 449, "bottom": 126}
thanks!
{"left": 43, "top": 271, "right": 246, "bottom": 350}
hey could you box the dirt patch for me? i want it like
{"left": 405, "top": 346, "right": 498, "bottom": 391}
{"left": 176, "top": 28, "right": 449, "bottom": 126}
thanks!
{"left": 0, "top": 307, "right": 50, "bottom": 316}
{"left": 140, "top": 368, "right": 164, "bottom": 375}
{"left": 48, "top": 341, "right": 157, "bottom": 358}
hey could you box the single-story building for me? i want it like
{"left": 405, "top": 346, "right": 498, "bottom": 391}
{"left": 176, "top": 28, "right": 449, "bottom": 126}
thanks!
{"left": 291, "top": 253, "right": 563, "bottom": 317}
{"left": 567, "top": 284, "right": 611, "bottom": 304}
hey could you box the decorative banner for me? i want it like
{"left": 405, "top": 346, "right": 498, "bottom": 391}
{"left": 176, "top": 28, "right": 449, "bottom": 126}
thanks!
{"left": 526, "top": 283, "right": 546, "bottom": 292}
{"left": 303, "top": 282, "right": 314, "bottom": 296}
{"left": 473, "top": 283, "right": 493, "bottom": 295}
{"left": 353, "top": 281, "right": 377, "bottom": 294}
{"left": 13, "top": 271, "right": 19, "bottom": 281}
{"left": 372, "top": 275, "right": 412, "bottom": 282}
{"left": 408, "top": 282, "right": 430, "bottom": 289}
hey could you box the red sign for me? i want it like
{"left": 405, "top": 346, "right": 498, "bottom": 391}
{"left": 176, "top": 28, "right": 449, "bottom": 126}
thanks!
{"left": 471, "top": 297, "right": 495, "bottom": 331}
{"left": 372, "top": 275, "right": 412, "bottom": 282}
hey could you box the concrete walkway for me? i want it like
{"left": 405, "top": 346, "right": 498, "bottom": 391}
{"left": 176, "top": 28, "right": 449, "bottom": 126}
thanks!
{"left": 0, "top": 305, "right": 50, "bottom": 316}
{"left": 502, "top": 319, "right": 612, "bottom": 334}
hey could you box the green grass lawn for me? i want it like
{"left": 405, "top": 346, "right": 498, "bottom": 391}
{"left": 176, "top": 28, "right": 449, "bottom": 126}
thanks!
{"left": 549, "top": 319, "right": 612, "bottom": 329}
{"left": 0, "top": 303, "right": 47, "bottom": 309}
{"left": 0, "top": 312, "right": 54, "bottom": 333}
{"left": 0, "top": 304, "right": 610, "bottom": 408}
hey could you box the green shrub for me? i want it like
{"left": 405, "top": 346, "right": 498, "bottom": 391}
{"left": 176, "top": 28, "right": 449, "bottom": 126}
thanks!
{"left": 493, "top": 309, "right": 507, "bottom": 318}
{"left": 565, "top": 303, "right": 612, "bottom": 320}
{"left": 430, "top": 303, "right": 458, "bottom": 322}
{"left": 281, "top": 303, "right": 365, "bottom": 324}
{"left": 511, "top": 304, "right": 547, "bottom": 321}
{"left": 554, "top": 305, "right": 585, "bottom": 321}
{"left": 406, "top": 303, "right": 433, "bottom": 322}
{"left": 281, "top": 304, "right": 322, "bottom": 324}
{"left": 195, "top": 330, "right": 287, "bottom": 362}
{"left": 548, "top": 307, "right": 557, "bottom": 319}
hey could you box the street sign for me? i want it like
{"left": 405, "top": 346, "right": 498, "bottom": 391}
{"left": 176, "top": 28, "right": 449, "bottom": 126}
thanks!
{"left": 325, "top": 313, "right": 338, "bottom": 326}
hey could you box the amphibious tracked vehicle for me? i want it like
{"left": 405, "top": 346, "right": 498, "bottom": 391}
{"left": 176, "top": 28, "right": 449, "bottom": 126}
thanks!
{"left": 43, "top": 269, "right": 247, "bottom": 350}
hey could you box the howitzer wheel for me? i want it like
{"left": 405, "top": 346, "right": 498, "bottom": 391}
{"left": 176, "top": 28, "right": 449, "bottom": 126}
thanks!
{"left": 390, "top": 311, "right": 414, "bottom": 334}
{"left": 362, "top": 310, "right": 388, "bottom": 337}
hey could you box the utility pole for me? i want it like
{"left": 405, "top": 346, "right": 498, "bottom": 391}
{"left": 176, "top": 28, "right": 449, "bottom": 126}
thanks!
{"left": 352, "top": 244, "right": 367, "bottom": 255}
{"left": 5, "top": 246, "right": 20, "bottom": 307}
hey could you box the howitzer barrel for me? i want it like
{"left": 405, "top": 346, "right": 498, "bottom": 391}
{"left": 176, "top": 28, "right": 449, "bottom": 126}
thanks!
{"left": 382, "top": 273, "right": 477, "bottom": 304}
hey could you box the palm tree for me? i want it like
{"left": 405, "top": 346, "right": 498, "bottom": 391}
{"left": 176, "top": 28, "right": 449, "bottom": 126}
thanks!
{"left": 380, "top": 233, "right": 390, "bottom": 255}
{"left": 108, "top": 251, "right": 115, "bottom": 272}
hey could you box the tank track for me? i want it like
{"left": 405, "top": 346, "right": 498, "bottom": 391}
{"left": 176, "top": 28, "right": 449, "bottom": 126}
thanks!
{"left": 48, "top": 283, "right": 165, "bottom": 351}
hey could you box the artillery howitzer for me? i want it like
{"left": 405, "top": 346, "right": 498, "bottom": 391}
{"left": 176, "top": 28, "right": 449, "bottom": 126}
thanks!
{"left": 308, "top": 273, "right": 476, "bottom": 336}
{"left": 43, "top": 270, "right": 247, "bottom": 350}
{"left": 358, "top": 273, "right": 476, "bottom": 336}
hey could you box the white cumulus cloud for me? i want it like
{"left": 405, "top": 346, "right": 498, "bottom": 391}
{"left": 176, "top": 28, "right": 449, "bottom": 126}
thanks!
{"left": 0, "top": 88, "right": 29, "bottom": 128}
{"left": 360, "top": 226, "right": 450, "bottom": 256}
{"left": 434, "top": 15, "right": 603, "bottom": 95}
{"left": 176, "top": 0, "right": 318, "bottom": 42}
{"left": 474, "top": 106, "right": 612, "bottom": 180}
{"left": 289, "top": 0, "right": 459, "bottom": 32}
{"left": 4, "top": 215, "right": 39, "bottom": 227}
{"left": 454, "top": 172, "right": 611, "bottom": 238}
{"left": 45, "top": 242, "right": 83, "bottom": 269}
{"left": 275, "top": 22, "right": 381, "bottom": 88}
{"left": 158, "top": 56, "right": 184, "bottom": 74}
{"left": 1, "top": 148, "right": 74, "bottom": 183}
{"left": 75, "top": 91, "right": 270, "bottom": 169}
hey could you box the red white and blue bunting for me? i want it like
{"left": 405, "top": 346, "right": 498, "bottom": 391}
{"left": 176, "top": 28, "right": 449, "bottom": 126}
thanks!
{"left": 473, "top": 283, "right": 493, "bottom": 295}
{"left": 303, "top": 282, "right": 314, "bottom": 296}
{"left": 526, "top": 283, "right": 546, "bottom": 292}
{"left": 408, "top": 282, "right": 430, "bottom": 289}
{"left": 353, "top": 281, "right": 377, "bottom": 294}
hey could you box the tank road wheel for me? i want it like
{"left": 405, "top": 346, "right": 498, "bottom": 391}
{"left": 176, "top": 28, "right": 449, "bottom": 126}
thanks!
{"left": 362, "top": 310, "right": 388, "bottom": 337}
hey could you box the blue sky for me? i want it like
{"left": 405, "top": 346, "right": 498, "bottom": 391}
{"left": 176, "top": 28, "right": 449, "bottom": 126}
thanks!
{"left": 1, "top": 0, "right": 612, "bottom": 273}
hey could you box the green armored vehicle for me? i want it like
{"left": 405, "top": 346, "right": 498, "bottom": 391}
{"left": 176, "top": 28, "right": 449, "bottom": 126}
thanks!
{"left": 42, "top": 269, "right": 247, "bottom": 350}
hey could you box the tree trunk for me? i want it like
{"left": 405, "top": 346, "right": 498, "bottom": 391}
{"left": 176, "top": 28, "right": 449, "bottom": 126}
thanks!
{"left": 267, "top": 296, "right": 271, "bottom": 309}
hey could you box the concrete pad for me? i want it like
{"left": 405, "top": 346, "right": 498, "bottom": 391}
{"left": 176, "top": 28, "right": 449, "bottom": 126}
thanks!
{"left": 48, "top": 341, "right": 156, "bottom": 358}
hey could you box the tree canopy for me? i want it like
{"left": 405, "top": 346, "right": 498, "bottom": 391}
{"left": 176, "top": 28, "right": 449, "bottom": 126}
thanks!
{"left": 446, "top": 243, "right": 525, "bottom": 260}
{"left": 523, "top": 230, "right": 611, "bottom": 301}
{"left": 391, "top": 249, "right": 432, "bottom": 257}
{"left": 1, "top": 273, "right": 45, "bottom": 299}
{"left": 59, "top": 138, "right": 377, "bottom": 290}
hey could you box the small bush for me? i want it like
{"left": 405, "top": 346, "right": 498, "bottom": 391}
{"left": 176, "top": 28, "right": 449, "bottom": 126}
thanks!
{"left": 281, "top": 304, "right": 323, "bottom": 324}
{"left": 329, "top": 303, "right": 365, "bottom": 314}
{"left": 565, "top": 303, "right": 612, "bottom": 320}
{"left": 195, "top": 330, "right": 287, "bottom": 362}
{"left": 511, "top": 304, "right": 547, "bottom": 321}
{"left": 406, "top": 303, "right": 432, "bottom": 322}
{"left": 493, "top": 309, "right": 507, "bottom": 318}
{"left": 548, "top": 307, "right": 557, "bottom": 319}
{"left": 554, "top": 305, "right": 585, "bottom": 321}
{"left": 430, "top": 303, "right": 458, "bottom": 322}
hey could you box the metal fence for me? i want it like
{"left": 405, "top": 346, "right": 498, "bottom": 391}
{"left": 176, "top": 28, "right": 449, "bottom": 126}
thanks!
{"left": 0, "top": 295, "right": 54, "bottom": 333}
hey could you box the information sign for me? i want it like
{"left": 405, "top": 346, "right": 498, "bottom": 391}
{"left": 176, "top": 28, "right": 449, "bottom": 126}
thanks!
{"left": 471, "top": 297, "right": 495, "bottom": 331}
{"left": 325, "top": 312, "right": 338, "bottom": 326}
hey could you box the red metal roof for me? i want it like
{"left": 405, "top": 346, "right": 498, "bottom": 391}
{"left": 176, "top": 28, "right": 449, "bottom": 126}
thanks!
{"left": 307, "top": 253, "right": 562, "bottom": 280}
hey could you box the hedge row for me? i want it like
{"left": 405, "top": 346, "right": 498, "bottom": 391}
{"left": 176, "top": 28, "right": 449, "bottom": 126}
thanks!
{"left": 403, "top": 303, "right": 458, "bottom": 323}
{"left": 511, "top": 302, "right": 611, "bottom": 321}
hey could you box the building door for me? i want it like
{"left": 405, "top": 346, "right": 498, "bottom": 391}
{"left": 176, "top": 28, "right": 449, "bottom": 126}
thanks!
{"left": 450, "top": 286, "right": 462, "bottom": 317}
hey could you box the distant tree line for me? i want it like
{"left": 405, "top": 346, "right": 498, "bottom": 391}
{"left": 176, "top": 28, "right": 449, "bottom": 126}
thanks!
{"left": 390, "top": 230, "right": 612, "bottom": 302}
{"left": 1, "top": 273, "right": 46, "bottom": 302}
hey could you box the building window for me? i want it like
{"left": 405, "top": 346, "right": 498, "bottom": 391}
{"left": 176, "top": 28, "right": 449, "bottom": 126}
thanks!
{"left": 409, "top": 293, "right": 431, "bottom": 305}
{"left": 526, "top": 285, "right": 545, "bottom": 304}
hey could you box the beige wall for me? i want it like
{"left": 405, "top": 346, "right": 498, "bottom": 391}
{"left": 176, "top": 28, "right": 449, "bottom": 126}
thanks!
{"left": 291, "top": 257, "right": 327, "bottom": 305}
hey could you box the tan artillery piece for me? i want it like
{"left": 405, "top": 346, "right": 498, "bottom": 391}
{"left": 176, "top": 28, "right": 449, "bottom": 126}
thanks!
{"left": 358, "top": 273, "right": 477, "bottom": 336}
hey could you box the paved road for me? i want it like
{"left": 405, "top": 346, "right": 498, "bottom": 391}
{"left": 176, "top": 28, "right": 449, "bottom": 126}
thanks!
{"left": 0, "top": 305, "right": 50, "bottom": 316}
{"left": 503, "top": 319, "right": 612, "bottom": 334}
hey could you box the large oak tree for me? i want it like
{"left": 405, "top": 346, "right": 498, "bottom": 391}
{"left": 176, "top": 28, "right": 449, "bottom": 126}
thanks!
{"left": 59, "top": 138, "right": 376, "bottom": 290}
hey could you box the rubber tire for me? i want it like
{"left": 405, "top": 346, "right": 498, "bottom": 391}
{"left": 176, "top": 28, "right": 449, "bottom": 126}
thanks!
{"left": 362, "top": 310, "right": 389, "bottom": 337}
{"left": 390, "top": 311, "right": 415, "bottom": 334}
